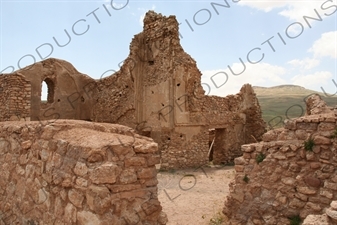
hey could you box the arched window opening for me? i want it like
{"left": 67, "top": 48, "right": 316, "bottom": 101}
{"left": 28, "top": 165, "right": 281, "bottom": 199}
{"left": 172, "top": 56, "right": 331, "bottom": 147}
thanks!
{"left": 41, "top": 78, "right": 55, "bottom": 104}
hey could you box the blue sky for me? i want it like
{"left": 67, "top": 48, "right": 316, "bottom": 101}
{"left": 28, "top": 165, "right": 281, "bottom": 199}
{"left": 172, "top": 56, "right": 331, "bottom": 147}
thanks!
{"left": 0, "top": 0, "right": 336, "bottom": 98}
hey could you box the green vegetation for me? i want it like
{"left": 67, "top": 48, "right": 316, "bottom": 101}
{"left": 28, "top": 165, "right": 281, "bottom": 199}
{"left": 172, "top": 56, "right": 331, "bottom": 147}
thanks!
{"left": 288, "top": 215, "right": 301, "bottom": 225}
{"left": 254, "top": 85, "right": 337, "bottom": 129}
{"left": 209, "top": 212, "right": 224, "bottom": 225}
{"left": 256, "top": 153, "right": 266, "bottom": 164}
{"left": 243, "top": 174, "right": 249, "bottom": 183}
{"left": 304, "top": 138, "right": 315, "bottom": 151}
{"left": 168, "top": 169, "right": 176, "bottom": 174}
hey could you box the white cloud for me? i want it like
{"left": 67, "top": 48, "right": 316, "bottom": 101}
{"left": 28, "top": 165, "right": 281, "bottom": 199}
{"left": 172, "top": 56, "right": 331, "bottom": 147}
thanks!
{"left": 238, "top": 0, "right": 287, "bottom": 12}
{"left": 287, "top": 58, "right": 320, "bottom": 70}
{"left": 139, "top": 14, "right": 145, "bottom": 26}
{"left": 309, "top": 31, "right": 337, "bottom": 58}
{"left": 238, "top": 0, "right": 333, "bottom": 24}
{"left": 278, "top": 1, "right": 324, "bottom": 21}
{"left": 291, "top": 71, "right": 332, "bottom": 87}
{"left": 201, "top": 62, "right": 287, "bottom": 96}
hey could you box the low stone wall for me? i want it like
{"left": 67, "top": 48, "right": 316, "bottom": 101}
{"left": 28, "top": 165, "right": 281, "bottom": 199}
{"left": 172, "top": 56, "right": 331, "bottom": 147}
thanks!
{"left": 0, "top": 120, "right": 167, "bottom": 225}
{"left": 223, "top": 95, "right": 337, "bottom": 224}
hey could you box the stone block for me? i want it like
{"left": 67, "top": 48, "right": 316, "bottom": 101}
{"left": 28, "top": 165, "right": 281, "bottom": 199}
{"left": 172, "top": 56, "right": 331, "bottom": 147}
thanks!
{"left": 77, "top": 211, "right": 101, "bottom": 225}
{"left": 304, "top": 176, "right": 321, "bottom": 188}
{"left": 297, "top": 187, "right": 317, "bottom": 195}
{"left": 134, "top": 143, "right": 158, "bottom": 153}
{"left": 86, "top": 185, "right": 111, "bottom": 214}
{"left": 125, "top": 157, "right": 147, "bottom": 167}
{"left": 89, "top": 162, "right": 117, "bottom": 184}
{"left": 21, "top": 140, "right": 32, "bottom": 150}
{"left": 119, "top": 168, "right": 138, "bottom": 184}
{"left": 330, "top": 201, "right": 337, "bottom": 210}
{"left": 302, "top": 214, "right": 330, "bottom": 225}
{"left": 141, "top": 199, "right": 161, "bottom": 215}
{"left": 320, "top": 190, "right": 333, "bottom": 199}
{"left": 241, "top": 145, "right": 255, "bottom": 153}
{"left": 284, "top": 119, "right": 296, "bottom": 130}
{"left": 234, "top": 165, "right": 244, "bottom": 172}
{"left": 107, "top": 184, "right": 142, "bottom": 193}
{"left": 313, "top": 135, "right": 331, "bottom": 145}
{"left": 296, "top": 122, "right": 318, "bottom": 130}
{"left": 318, "top": 122, "right": 336, "bottom": 131}
{"left": 289, "top": 198, "right": 306, "bottom": 209}
{"left": 326, "top": 208, "right": 337, "bottom": 220}
{"left": 68, "top": 189, "right": 84, "bottom": 208}
{"left": 234, "top": 157, "right": 246, "bottom": 165}
{"left": 64, "top": 203, "right": 77, "bottom": 223}
{"left": 147, "top": 155, "right": 161, "bottom": 166}
{"left": 324, "top": 181, "right": 337, "bottom": 191}
{"left": 137, "top": 168, "right": 157, "bottom": 179}
{"left": 73, "top": 162, "right": 88, "bottom": 177}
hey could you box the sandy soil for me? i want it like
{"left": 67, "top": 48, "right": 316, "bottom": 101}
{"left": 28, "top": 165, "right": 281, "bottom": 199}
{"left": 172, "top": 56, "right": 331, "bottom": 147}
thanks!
{"left": 157, "top": 166, "right": 235, "bottom": 225}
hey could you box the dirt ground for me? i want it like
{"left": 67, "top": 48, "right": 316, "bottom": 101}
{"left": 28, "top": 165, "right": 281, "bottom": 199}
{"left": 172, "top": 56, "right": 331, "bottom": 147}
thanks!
{"left": 157, "top": 166, "right": 235, "bottom": 225}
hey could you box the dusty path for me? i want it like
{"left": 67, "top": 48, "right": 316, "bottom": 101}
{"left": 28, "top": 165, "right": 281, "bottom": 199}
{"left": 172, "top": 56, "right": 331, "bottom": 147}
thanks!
{"left": 157, "top": 166, "right": 235, "bottom": 225}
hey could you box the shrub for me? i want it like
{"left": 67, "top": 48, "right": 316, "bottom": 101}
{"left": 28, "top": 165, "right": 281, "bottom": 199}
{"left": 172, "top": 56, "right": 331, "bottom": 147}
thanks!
{"left": 243, "top": 174, "right": 249, "bottom": 183}
{"left": 256, "top": 153, "right": 266, "bottom": 164}
{"left": 304, "top": 138, "right": 315, "bottom": 151}
{"left": 288, "top": 215, "right": 301, "bottom": 225}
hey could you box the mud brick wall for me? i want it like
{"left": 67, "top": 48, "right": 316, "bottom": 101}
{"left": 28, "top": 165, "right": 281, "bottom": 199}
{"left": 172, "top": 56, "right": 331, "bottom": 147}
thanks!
{"left": 0, "top": 120, "right": 167, "bottom": 225}
{"left": 223, "top": 95, "right": 337, "bottom": 225}
{"left": 0, "top": 73, "right": 31, "bottom": 121}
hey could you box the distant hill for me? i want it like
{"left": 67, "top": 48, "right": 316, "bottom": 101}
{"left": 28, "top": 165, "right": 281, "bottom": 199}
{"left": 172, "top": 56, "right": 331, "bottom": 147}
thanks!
{"left": 253, "top": 85, "right": 323, "bottom": 96}
{"left": 253, "top": 85, "right": 337, "bottom": 129}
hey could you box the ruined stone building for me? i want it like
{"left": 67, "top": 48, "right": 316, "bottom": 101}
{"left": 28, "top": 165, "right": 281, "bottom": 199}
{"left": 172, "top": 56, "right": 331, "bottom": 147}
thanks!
{"left": 0, "top": 11, "right": 266, "bottom": 169}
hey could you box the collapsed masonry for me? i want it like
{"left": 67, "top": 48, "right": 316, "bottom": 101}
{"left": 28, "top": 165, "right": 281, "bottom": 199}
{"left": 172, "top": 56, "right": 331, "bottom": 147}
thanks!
{"left": 302, "top": 200, "right": 337, "bottom": 225}
{"left": 0, "top": 11, "right": 266, "bottom": 169}
{"left": 0, "top": 120, "right": 167, "bottom": 225}
{"left": 223, "top": 94, "right": 337, "bottom": 224}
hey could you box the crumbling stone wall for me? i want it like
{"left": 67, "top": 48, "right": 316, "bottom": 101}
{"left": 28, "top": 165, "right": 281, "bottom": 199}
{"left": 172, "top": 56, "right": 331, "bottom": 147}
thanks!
{"left": 0, "top": 11, "right": 266, "bottom": 169}
{"left": 223, "top": 94, "right": 337, "bottom": 224}
{"left": 207, "top": 84, "right": 266, "bottom": 165}
{"left": 0, "top": 120, "right": 167, "bottom": 225}
{"left": 0, "top": 73, "right": 31, "bottom": 121}
{"left": 92, "top": 11, "right": 266, "bottom": 169}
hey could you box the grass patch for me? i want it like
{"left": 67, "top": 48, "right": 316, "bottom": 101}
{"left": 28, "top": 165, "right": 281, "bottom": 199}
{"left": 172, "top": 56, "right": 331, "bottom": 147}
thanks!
{"left": 168, "top": 169, "right": 176, "bottom": 174}
{"left": 304, "top": 138, "right": 315, "bottom": 151}
{"left": 256, "top": 153, "right": 266, "bottom": 164}
{"left": 288, "top": 215, "right": 301, "bottom": 225}
{"left": 243, "top": 174, "right": 249, "bottom": 183}
{"left": 209, "top": 212, "right": 224, "bottom": 225}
